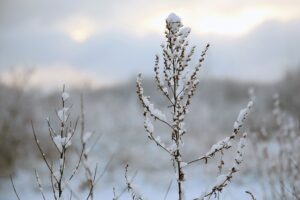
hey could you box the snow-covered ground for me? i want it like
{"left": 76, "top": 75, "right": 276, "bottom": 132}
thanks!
{"left": 0, "top": 167, "right": 264, "bottom": 200}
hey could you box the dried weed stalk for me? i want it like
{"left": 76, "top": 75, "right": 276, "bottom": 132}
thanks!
{"left": 136, "top": 13, "right": 253, "bottom": 200}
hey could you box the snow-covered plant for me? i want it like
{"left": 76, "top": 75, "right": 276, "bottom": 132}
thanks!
{"left": 136, "top": 13, "right": 254, "bottom": 200}
{"left": 32, "top": 87, "right": 83, "bottom": 200}
{"left": 124, "top": 165, "right": 144, "bottom": 200}
{"left": 253, "top": 94, "right": 300, "bottom": 200}
{"left": 31, "top": 87, "right": 101, "bottom": 200}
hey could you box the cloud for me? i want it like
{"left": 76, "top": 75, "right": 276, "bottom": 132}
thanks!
{"left": 136, "top": 0, "right": 300, "bottom": 36}
{"left": 0, "top": 0, "right": 300, "bottom": 87}
{"left": 0, "top": 65, "right": 113, "bottom": 91}
{"left": 201, "top": 19, "right": 300, "bottom": 82}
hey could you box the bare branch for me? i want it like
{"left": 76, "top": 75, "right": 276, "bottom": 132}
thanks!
{"left": 163, "top": 179, "right": 173, "bottom": 200}
{"left": 10, "top": 175, "right": 21, "bottom": 200}
{"left": 34, "top": 169, "right": 46, "bottom": 200}
{"left": 245, "top": 191, "right": 256, "bottom": 200}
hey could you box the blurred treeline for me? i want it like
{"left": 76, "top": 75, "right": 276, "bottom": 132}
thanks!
{"left": 0, "top": 67, "right": 299, "bottom": 177}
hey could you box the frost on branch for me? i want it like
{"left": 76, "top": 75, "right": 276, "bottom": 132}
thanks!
{"left": 205, "top": 137, "right": 232, "bottom": 158}
{"left": 188, "top": 100, "right": 253, "bottom": 164}
{"left": 234, "top": 101, "right": 253, "bottom": 129}
{"left": 144, "top": 116, "right": 154, "bottom": 134}
{"left": 143, "top": 95, "right": 167, "bottom": 121}
{"left": 124, "top": 165, "right": 145, "bottom": 200}
{"left": 196, "top": 133, "right": 248, "bottom": 200}
{"left": 234, "top": 132, "right": 247, "bottom": 166}
{"left": 137, "top": 74, "right": 167, "bottom": 122}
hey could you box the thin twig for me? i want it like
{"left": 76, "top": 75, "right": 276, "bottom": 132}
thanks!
{"left": 31, "top": 121, "right": 59, "bottom": 183}
{"left": 34, "top": 169, "right": 46, "bottom": 200}
{"left": 163, "top": 179, "right": 173, "bottom": 200}
{"left": 245, "top": 191, "right": 256, "bottom": 200}
{"left": 95, "top": 155, "right": 114, "bottom": 184}
{"left": 85, "top": 164, "right": 98, "bottom": 200}
{"left": 10, "top": 175, "right": 21, "bottom": 200}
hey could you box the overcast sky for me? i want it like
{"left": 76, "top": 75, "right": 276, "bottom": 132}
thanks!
{"left": 1, "top": 0, "right": 300, "bottom": 88}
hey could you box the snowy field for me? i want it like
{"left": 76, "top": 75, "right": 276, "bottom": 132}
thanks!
{"left": 1, "top": 5, "right": 300, "bottom": 199}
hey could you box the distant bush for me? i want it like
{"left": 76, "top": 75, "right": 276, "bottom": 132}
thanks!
{"left": 0, "top": 82, "right": 34, "bottom": 176}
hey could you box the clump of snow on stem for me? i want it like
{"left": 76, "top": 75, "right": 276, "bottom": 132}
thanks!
{"left": 53, "top": 132, "right": 72, "bottom": 152}
{"left": 197, "top": 133, "right": 248, "bottom": 200}
{"left": 142, "top": 96, "right": 167, "bottom": 121}
{"left": 205, "top": 137, "right": 232, "bottom": 157}
{"left": 166, "top": 13, "right": 181, "bottom": 23}
{"left": 57, "top": 107, "right": 69, "bottom": 123}
{"left": 137, "top": 74, "right": 167, "bottom": 121}
{"left": 61, "top": 92, "right": 69, "bottom": 101}
{"left": 234, "top": 132, "right": 247, "bottom": 169}
{"left": 144, "top": 116, "right": 154, "bottom": 133}
{"left": 234, "top": 101, "right": 253, "bottom": 129}
{"left": 178, "top": 27, "right": 191, "bottom": 43}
